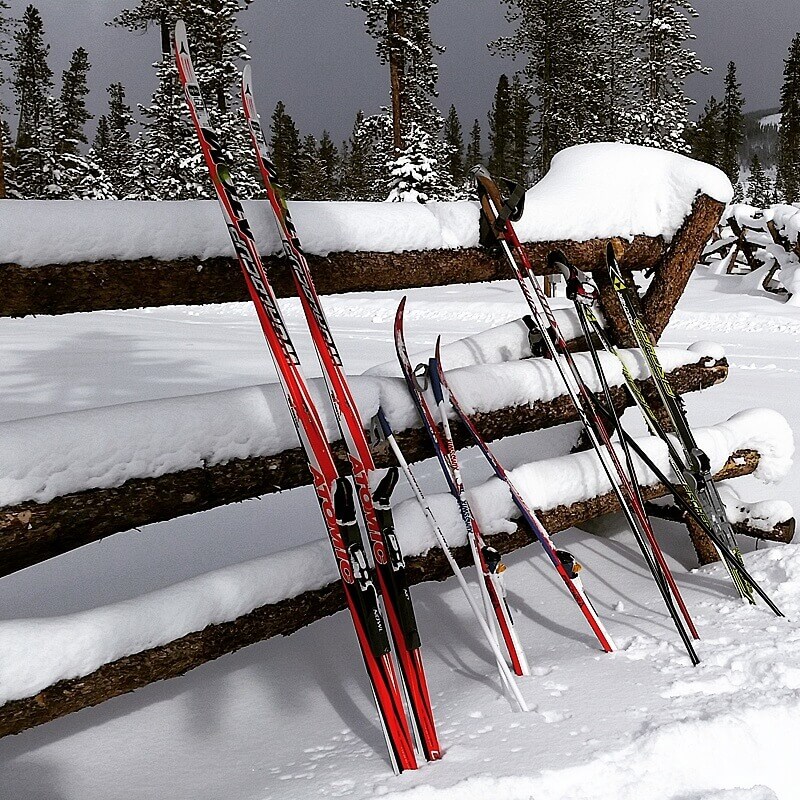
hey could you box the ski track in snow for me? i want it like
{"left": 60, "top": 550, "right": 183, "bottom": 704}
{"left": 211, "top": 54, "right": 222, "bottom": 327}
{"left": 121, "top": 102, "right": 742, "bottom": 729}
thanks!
{"left": 1, "top": 269, "right": 800, "bottom": 799}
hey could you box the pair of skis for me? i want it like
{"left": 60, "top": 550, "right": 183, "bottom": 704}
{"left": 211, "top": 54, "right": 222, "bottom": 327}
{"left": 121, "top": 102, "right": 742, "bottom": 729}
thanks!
{"left": 394, "top": 302, "right": 616, "bottom": 686}
{"left": 174, "top": 22, "right": 439, "bottom": 772}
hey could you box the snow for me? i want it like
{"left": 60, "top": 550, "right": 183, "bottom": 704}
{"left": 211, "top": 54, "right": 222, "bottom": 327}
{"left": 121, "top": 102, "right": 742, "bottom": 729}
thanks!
{"left": 0, "top": 408, "right": 789, "bottom": 709}
{"left": 0, "top": 340, "right": 708, "bottom": 507}
{"left": 0, "top": 270, "right": 798, "bottom": 800}
{"left": 514, "top": 143, "right": 733, "bottom": 244}
{"left": 0, "top": 144, "right": 730, "bottom": 266}
{"left": 759, "top": 113, "right": 781, "bottom": 128}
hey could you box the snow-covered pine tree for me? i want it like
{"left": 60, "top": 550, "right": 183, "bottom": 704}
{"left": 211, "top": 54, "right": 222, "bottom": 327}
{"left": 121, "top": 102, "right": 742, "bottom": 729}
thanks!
{"left": 114, "top": 0, "right": 255, "bottom": 199}
{"left": 270, "top": 101, "right": 302, "bottom": 197}
{"left": 100, "top": 83, "right": 137, "bottom": 198}
{"left": 720, "top": 61, "right": 744, "bottom": 200}
{"left": 50, "top": 47, "right": 104, "bottom": 199}
{"left": 11, "top": 4, "right": 53, "bottom": 198}
{"left": 342, "top": 109, "right": 387, "bottom": 201}
{"left": 636, "top": 0, "right": 707, "bottom": 152}
{"left": 777, "top": 34, "right": 800, "bottom": 203}
{"left": 0, "top": 0, "right": 14, "bottom": 198}
{"left": 593, "top": 0, "right": 642, "bottom": 143}
{"left": 688, "top": 96, "right": 722, "bottom": 168}
{"left": 747, "top": 154, "right": 772, "bottom": 209}
{"left": 442, "top": 104, "right": 464, "bottom": 187}
{"left": 348, "top": 0, "right": 449, "bottom": 201}
{"left": 492, "top": 0, "right": 598, "bottom": 176}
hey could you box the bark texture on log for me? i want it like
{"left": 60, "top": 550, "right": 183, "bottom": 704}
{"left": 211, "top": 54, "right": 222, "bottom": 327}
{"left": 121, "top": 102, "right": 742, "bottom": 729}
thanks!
{"left": 0, "top": 238, "right": 664, "bottom": 318}
{"left": 0, "top": 449, "right": 762, "bottom": 740}
{"left": 641, "top": 194, "right": 725, "bottom": 341}
{"left": 0, "top": 358, "right": 727, "bottom": 578}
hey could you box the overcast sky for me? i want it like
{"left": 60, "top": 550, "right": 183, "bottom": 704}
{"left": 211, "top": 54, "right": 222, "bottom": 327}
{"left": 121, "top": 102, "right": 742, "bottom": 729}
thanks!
{"left": 5, "top": 0, "right": 799, "bottom": 143}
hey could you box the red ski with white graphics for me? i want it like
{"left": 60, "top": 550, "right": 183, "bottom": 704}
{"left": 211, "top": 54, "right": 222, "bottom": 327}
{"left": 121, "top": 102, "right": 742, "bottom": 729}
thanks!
{"left": 174, "top": 21, "right": 417, "bottom": 773}
{"left": 240, "top": 65, "right": 440, "bottom": 762}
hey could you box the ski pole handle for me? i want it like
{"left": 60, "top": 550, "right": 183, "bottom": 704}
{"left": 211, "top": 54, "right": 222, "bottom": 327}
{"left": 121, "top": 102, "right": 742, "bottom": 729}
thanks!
{"left": 428, "top": 358, "right": 445, "bottom": 405}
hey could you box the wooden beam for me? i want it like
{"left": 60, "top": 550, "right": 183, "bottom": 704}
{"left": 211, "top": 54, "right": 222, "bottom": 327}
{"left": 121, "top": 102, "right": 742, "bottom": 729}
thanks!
{"left": 0, "top": 237, "right": 665, "bottom": 318}
{"left": 0, "top": 449, "right": 764, "bottom": 740}
{"left": 0, "top": 358, "right": 727, "bottom": 578}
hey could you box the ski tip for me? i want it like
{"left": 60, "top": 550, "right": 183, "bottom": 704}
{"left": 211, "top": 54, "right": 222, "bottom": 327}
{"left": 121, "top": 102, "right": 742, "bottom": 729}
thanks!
{"left": 606, "top": 240, "right": 621, "bottom": 267}
{"left": 434, "top": 335, "right": 442, "bottom": 360}
{"left": 395, "top": 296, "right": 407, "bottom": 324}
{"left": 174, "top": 18, "right": 187, "bottom": 44}
{"left": 241, "top": 63, "right": 252, "bottom": 94}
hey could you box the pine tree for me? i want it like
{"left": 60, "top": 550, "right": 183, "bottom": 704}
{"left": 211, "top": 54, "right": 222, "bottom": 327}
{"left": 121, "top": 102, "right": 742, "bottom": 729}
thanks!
{"left": 342, "top": 110, "right": 383, "bottom": 200}
{"left": 0, "top": 1, "right": 14, "bottom": 197}
{"left": 719, "top": 61, "right": 744, "bottom": 194}
{"left": 442, "top": 104, "right": 464, "bottom": 185}
{"left": 52, "top": 47, "right": 95, "bottom": 198}
{"left": 777, "top": 34, "right": 800, "bottom": 203}
{"left": 492, "top": 1, "right": 599, "bottom": 175}
{"left": 488, "top": 74, "right": 513, "bottom": 177}
{"left": 465, "top": 119, "right": 482, "bottom": 169}
{"left": 687, "top": 96, "right": 722, "bottom": 168}
{"left": 747, "top": 154, "right": 772, "bottom": 209}
{"left": 102, "top": 83, "right": 136, "bottom": 198}
{"left": 593, "top": 0, "right": 642, "bottom": 142}
{"left": 349, "top": 0, "right": 448, "bottom": 200}
{"left": 270, "top": 100, "right": 302, "bottom": 197}
{"left": 636, "top": 0, "right": 708, "bottom": 151}
{"left": 11, "top": 4, "right": 53, "bottom": 198}
{"left": 318, "top": 130, "right": 340, "bottom": 199}
{"left": 114, "top": 0, "right": 255, "bottom": 199}
{"left": 510, "top": 76, "right": 533, "bottom": 181}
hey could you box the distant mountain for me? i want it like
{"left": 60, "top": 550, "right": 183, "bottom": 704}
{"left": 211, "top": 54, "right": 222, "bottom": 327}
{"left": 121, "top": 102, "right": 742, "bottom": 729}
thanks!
{"left": 742, "top": 107, "right": 780, "bottom": 167}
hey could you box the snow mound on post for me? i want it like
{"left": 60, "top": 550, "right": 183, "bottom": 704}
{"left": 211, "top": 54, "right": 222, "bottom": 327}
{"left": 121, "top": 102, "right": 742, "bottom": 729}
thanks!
{"left": 515, "top": 143, "right": 733, "bottom": 243}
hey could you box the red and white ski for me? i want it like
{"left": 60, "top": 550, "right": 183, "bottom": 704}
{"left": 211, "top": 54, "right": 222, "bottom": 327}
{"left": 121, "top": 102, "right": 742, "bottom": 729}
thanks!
{"left": 174, "top": 21, "right": 417, "bottom": 772}
{"left": 240, "top": 65, "right": 440, "bottom": 762}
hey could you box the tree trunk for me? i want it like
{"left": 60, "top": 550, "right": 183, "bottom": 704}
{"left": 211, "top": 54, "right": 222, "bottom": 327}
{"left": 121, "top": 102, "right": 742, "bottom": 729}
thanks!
{"left": 387, "top": 8, "right": 405, "bottom": 153}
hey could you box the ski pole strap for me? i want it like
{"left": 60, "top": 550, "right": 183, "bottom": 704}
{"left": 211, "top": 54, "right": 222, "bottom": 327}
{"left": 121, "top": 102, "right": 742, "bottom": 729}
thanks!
{"left": 373, "top": 466, "right": 399, "bottom": 508}
{"left": 548, "top": 250, "right": 598, "bottom": 306}
{"left": 371, "top": 408, "right": 393, "bottom": 444}
{"left": 494, "top": 179, "right": 526, "bottom": 231}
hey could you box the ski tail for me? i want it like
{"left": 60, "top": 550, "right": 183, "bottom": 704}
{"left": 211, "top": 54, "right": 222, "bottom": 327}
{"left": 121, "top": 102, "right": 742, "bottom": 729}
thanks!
{"left": 176, "top": 22, "right": 416, "bottom": 772}
{"left": 431, "top": 340, "right": 616, "bottom": 654}
{"left": 472, "top": 165, "right": 700, "bottom": 665}
{"left": 241, "top": 62, "right": 439, "bottom": 760}
{"left": 372, "top": 410, "right": 529, "bottom": 712}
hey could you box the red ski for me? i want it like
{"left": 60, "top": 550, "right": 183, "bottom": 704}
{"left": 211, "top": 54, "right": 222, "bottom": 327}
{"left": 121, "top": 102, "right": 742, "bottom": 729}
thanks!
{"left": 174, "top": 21, "right": 417, "bottom": 772}
{"left": 240, "top": 65, "right": 440, "bottom": 762}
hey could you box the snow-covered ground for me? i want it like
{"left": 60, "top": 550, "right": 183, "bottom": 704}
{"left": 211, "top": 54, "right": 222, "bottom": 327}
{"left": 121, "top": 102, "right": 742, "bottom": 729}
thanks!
{"left": 0, "top": 266, "right": 799, "bottom": 800}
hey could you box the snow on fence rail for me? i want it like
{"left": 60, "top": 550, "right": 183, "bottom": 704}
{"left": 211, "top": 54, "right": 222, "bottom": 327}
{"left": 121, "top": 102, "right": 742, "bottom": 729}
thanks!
{"left": 0, "top": 321, "right": 730, "bottom": 577}
{"left": 0, "top": 143, "right": 728, "bottom": 342}
{"left": 0, "top": 408, "right": 790, "bottom": 739}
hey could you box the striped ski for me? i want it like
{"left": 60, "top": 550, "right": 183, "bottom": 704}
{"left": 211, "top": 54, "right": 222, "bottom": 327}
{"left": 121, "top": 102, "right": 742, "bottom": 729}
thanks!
{"left": 240, "top": 65, "right": 439, "bottom": 760}
{"left": 394, "top": 298, "right": 531, "bottom": 678}
{"left": 431, "top": 340, "right": 617, "bottom": 653}
{"left": 174, "top": 22, "right": 417, "bottom": 772}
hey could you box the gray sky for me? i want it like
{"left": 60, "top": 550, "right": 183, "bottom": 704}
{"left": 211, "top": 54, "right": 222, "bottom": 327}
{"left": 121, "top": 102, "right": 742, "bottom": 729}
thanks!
{"left": 5, "top": 0, "right": 799, "bottom": 143}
